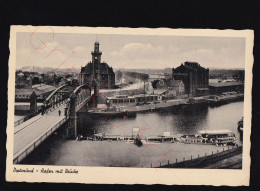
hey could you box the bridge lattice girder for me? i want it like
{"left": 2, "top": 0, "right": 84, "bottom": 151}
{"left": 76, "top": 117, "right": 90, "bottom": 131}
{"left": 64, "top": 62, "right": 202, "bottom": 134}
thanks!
{"left": 71, "top": 84, "right": 92, "bottom": 110}
{"left": 42, "top": 85, "right": 75, "bottom": 109}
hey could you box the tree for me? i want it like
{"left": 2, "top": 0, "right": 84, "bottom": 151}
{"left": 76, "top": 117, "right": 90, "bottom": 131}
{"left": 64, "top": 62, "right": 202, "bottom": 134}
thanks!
{"left": 152, "top": 80, "right": 159, "bottom": 89}
{"left": 115, "top": 70, "right": 123, "bottom": 82}
{"left": 32, "top": 77, "right": 40, "bottom": 85}
{"left": 140, "top": 73, "right": 149, "bottom": 82}
{"left": 232, "top": 70, "right": 245, "bottom": 82}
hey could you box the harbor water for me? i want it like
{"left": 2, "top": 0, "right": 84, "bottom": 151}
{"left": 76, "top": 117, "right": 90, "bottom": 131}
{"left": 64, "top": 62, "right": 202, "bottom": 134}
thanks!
{"left": 22, "top": 101, "right": 244, "bottom": 167}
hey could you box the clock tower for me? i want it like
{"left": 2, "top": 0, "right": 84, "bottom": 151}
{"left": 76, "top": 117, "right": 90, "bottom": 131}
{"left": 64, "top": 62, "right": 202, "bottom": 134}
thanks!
{"left": 91, "top": 41, "right": 102, "bottom": 106}
{"left": 91, "top": 41, "right": 102, "bottom": 81}
{"left": 80, "top": 41, "right": 115, "bottom": 107}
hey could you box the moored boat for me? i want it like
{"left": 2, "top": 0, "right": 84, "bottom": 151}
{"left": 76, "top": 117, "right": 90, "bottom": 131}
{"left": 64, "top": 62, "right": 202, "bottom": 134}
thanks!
{"left": 207, "top": 92, "right": 244, "bottom": 106}
{"left": 134, "top": 134, "right": 143, "bottom": 146}
{"left": 88, "top": 105, "right": 136, "bottom": 118}
{"left": 147, "top": 135, "right": 175, "bottom": 143}
{"left": 177, "top": 130, "right": 236, "bottom": 146}
{"left": 238, "top": 117, "right": 243, "bottom": 132}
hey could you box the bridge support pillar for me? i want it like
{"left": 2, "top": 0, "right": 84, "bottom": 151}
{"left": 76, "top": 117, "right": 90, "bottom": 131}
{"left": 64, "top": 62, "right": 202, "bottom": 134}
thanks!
{"left": 67, "top": 93, "right": 78, "bottom": 139}
{"left": 30, "top": 91, "right": 38, "bottom": 115}
{"left": 94, "top": 82, "right": 99, "bottom": 107}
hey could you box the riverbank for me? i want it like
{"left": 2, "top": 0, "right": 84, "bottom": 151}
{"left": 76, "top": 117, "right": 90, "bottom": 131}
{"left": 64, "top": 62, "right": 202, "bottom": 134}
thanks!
{"left": 88, "top": 93, "right": 244, "bottom": 115}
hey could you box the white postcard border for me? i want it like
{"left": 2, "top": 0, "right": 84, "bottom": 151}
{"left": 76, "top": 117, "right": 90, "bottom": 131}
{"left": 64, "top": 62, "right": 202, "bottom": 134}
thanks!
{"left": 6, "top": 26, "right": 254, "bottom": 186}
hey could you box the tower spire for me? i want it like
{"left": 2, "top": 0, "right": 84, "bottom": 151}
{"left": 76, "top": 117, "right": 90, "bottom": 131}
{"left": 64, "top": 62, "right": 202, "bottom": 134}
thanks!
{"left": 92, "top": 41, "right": 102, "bottom": 107}
{"left": 94, "top": 41, "right": 100, "bottom": 53}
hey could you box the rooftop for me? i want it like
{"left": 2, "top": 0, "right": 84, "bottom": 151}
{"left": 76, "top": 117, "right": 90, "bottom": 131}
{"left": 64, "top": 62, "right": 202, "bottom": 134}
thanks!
{"left": 174, "top": 61, "right": 208, "bottom": 72}
{"left": 147, "top": 89, "right": 168, "bottom": 95}
{"left": 107, "top": 95, "right": 135, "bottom": 99}
{"left": 199, "top": 130, "right": 233, "bottom": 134}
{"left": 15, "top": 89, "right": 44, "bottom": 95}
{"left": 16, "top": 85, "right": 57, "bottom": 95}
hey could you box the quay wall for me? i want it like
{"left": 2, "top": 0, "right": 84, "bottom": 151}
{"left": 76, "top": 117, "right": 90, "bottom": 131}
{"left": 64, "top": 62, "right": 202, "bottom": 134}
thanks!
{"left": 157, "top": 145, "right": 242, "bottom": 169}
{"left": 91, "top": 86, "right": 244, "bottom": 113}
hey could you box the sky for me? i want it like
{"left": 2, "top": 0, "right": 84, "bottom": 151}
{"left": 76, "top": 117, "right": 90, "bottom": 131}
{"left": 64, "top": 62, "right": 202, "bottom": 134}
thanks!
{"left": 16, "top": 32, "right": 246, "bottom": 70}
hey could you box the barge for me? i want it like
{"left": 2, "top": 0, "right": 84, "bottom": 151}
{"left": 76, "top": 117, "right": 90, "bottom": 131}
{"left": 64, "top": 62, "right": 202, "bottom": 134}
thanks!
{"left": 88, "top": 105, "right": 137, "bottom": 118}
{"left": 207, "top": 92, "right": 244, "bottom": 106}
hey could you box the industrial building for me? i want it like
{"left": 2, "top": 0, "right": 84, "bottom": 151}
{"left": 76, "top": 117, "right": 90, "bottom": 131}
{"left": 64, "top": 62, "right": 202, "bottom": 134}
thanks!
{"left": 172, "top": 61, "right": 209, "bottom": 96}
{"left": 15, "top": 84, "right": 57, "bottom": 102}
{"left": 208, "top": 81, "right": 244, "bottom": 94}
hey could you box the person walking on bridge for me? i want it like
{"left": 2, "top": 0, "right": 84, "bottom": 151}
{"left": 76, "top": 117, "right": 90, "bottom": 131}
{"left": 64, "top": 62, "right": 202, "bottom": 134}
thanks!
{"left": 58, "top": 110, "right": 61, "bottom": 116}
{"left": 41, "top": 105, "right": 45, "bottom": 115}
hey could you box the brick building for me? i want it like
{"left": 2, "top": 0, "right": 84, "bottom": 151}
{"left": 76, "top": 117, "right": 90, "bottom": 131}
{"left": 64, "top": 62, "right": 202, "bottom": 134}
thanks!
{"left": 80, "top": 42, "right": 115, "bottom": 89}
{"left": 172, "top": 61, "right": 209, "bottom": 96}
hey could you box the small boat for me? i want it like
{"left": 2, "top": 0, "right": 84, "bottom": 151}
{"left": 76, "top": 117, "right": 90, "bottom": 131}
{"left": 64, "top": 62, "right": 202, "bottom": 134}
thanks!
{"left": 177, "top": 130, "right": 236, "bottom": 146}
{"left": 238, "top": 117, "right": 243, "bottom": 132}
{"left": 134, "top": 134, "right": 143, "bottom": 146}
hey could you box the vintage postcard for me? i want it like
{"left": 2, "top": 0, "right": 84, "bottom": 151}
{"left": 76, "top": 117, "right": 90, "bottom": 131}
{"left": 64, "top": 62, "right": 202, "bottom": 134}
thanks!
{"left": 6, "top": 26, "right": 253, "bottom": 185}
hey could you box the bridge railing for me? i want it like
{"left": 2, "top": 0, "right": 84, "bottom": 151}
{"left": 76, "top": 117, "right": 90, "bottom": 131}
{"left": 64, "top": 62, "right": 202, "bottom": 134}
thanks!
{"left": 14, "top": 118, "right": 25, "bottom": 126}
{"left": 14, "top": 97, "right": 70, "bottom": 127}
{"left": 14, "top": 110, "right": 42, "bottom": 127}
{"left": 43, "top": 97, "right": 70, "bottom": 114}
{"left": 13, "top": 115, "right": 69, "bottom": 164}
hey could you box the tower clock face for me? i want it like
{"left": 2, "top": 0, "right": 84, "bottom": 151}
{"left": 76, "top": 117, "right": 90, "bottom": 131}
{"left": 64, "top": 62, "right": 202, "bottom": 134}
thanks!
{"left": 95, "top": 56, "right": 97, "bottom": 60}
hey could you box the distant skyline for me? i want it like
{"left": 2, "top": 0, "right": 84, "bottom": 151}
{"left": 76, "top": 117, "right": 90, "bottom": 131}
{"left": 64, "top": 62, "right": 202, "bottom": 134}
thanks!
{"left": 16, "top": 32, "right": 246, "bottom": 70}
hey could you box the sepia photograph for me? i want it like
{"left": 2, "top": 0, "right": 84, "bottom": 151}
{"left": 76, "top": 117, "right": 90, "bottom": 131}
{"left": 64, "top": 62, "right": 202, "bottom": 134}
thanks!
{"left": 6, "top": 26, "right": 253, "bottom": 185}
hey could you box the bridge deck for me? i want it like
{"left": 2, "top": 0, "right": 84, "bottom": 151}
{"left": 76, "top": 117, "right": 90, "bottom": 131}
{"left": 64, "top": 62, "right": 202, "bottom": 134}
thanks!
{"left": 13, "top": 104, "right": 67, "bottom": 163}
{"left": 13, "top": 91, "right": 93, "bottom": 164}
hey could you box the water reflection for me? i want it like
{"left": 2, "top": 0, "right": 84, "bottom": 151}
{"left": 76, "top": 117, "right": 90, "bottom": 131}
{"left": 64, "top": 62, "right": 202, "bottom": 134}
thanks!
{"left": 78, "top": 102, "right": 242, "bottom": 144}
{"left": 22, "top": 101, "right": 244, "bottom": 166}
